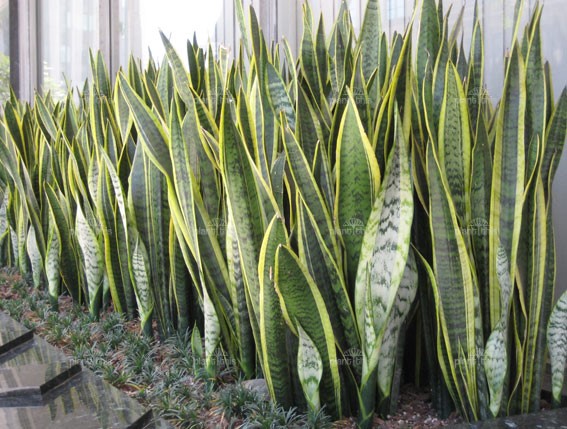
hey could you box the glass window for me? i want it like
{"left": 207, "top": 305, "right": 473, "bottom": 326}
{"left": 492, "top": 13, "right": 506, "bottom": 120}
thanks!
{"left": 541, "top": 0, "right": 567, "bottom": 96}
{"left": 387, "top": 0, "right": 405, "bottom": 35}
{"left": 39, "top": 0, "right": 100, "bottom": 98}
{"left": 117, "top": 0, "right": 142, "bottom": 68}
{"left": 118, "top": 0, "right": 223, "bottom": 67}
{"left": 0, "top": 0, "right": 9, "bottom": 105}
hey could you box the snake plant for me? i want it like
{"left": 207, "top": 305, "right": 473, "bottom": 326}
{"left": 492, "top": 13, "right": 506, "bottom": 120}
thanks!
{"left": 0, "top": 0, "right": 566, "bottom": 426}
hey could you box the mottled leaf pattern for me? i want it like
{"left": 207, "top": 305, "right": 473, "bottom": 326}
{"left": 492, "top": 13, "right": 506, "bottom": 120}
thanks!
{"left": 377, "top": 249, "right": 418, "bottom": 398}
{"left": 204, "top": 287, "right": 221, "bottom": 376}
{"left": 548, "top": 291, "right": 567, "bottom": 406}
{"left": 130, "top": 237, "right": 154, "bottom": 334}
{"left": 297, "top": 323, "right": 323, "bottom": 412}
{"left": 484, "top": 327, "right": 507, "bottom": 416}
{"left": 26, "top": 227, "right": 42, "bottom": 288}
{"left": 335, "top": 94, "right": 381, "bottom": 286}
{"left": 355, "top": 109, "right": 413, "bottom": 372}
{"left": 75, "top": 204, "right": 104, "bottom": 316}
{"left": 275, "top": 245, "right": 341, "bottom": 418}
{"left": 489, "top": 43, "right": 525, "bottom": 327}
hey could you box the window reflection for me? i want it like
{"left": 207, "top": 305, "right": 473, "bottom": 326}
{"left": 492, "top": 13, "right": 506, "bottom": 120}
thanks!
{"left": 118, "top": 0, "right": 223, "bottom": 67}
{"left": 39, "top": 0, "right": 100, "bottom": 98}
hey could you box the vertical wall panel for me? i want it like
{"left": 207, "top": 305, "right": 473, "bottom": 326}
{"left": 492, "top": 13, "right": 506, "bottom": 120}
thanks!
{"left": 541, "top": 0, "right": 567, "bottom": 296}
{"left": 483, "top": 0, "right": 504, "bottom": 96}
{"left": 276, "top": 0, "right": 300, "bottom": 55}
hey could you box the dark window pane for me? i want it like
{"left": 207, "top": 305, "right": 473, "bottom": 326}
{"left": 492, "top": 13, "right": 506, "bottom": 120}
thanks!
{"left": 0, "top": 0, "right": 9, "bottom": 104}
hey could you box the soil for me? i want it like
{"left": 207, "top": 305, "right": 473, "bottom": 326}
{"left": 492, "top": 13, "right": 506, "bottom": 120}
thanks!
{"left": 0, "top": 270, "right": 464, "bottom": 428}
{"left": 332, "top": 385, "right": 463, "bottom": 428}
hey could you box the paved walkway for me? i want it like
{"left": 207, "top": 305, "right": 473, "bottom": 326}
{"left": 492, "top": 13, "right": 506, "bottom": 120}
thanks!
{"left": 0, "top": 311, "right": 169, "bottom": 428}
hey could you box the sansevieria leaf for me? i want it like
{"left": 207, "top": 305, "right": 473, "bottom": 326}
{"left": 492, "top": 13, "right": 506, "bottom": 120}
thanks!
{"left": 275, "top": 244, "right": 341, "bottom": 418}
{"left": 335, "top": 92, "right": 381, "bottom": 287}
{"left": 355, "top": 108, "right": 413, "bottom": 372}
{"left": 355, "top": 109, "right": 413, "bottom": 427}
{"left": 45, "top": 212, "right": 61, "bottom": 308}
{"left": 266, "top": 62, "right": 295, "bottom": 130}
{"left": 258, "top": 216, "right": 292, "bottom": 407}
{"left": 26, "top": 226, "right": 42, "bottom": 288}
{"left": 358, "top": 0, "right": 382, "bottom": 82}
{"left": 484, "top": 325, "right": 507, "bottom": 417}
{"left": 220, "top": 94, "right": 271, "bottom": 337}
{"left": 427, "top": 142, "right": 478, "bottom": 419}
{"left": 283, "top": 124, "right": 339, "bottom": 261}
{"left": 119, "top": 73, "right": 173, "bottom": 180}
{"left": 130, "top": 236, "right": 154, "bottom": 334}
{"left": 489, "top": 42, "right": 526, "bottom": 328}
{"left": 204, "top": 286, "right": 221, "bottom": 376}
{"left": 438, "top": 62, "right": 471, "bottom": 222}
{"left": 377, "top": 248, "right": 418, "bottom": 406}
{"left": 547, "top": 290, "right": 567, "bottom": 406}
{"left": 485, "top": 246, "right": 513, "bottom": 417}
{"left": 297, "top": 323, "right": 323, "bottom": 412}
{"left": 75, "top": 203, "right": 104, "bottom": 317}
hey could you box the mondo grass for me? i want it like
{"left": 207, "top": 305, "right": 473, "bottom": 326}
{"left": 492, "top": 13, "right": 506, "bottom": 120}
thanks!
{"left": 0, "top": 269, "right": 333, "bottom": 428}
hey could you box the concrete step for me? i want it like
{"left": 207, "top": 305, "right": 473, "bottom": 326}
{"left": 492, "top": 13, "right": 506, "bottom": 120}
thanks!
{"left": 0, "top": 312, "right": 34, "bottom": 356}
{"left": 0, "top": 311, "right": 171, "bottom": 429}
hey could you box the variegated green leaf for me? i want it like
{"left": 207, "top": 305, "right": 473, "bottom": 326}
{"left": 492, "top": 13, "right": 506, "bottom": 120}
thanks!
{"left": 484, "top": 325, "right": 507, "bottom": 417}
{"left": 234, "top": 0, "right": 251, "bottom": 58}
{"left": 297, "top": 323, "right": 323, "bottom": 412}
{"left": 377, "top": 248, "right": 418, "bottom": 401}
{"left": 496, "top": 246, "right": 513, "bottom": 317}
{"left": 524, "top": 6, "right": 546, "bottom": 147}
{"left": 258, "top": 216, "right": 292, "bottom": 406}
{"left": 226, "top": 214, "right": 255, "bottom": 378}
{"left": 300, "top": 3, "right": 322, "bottom": 104}
{"left": 266, "top": 62, "right": 295, "bottom": 130}
{"left": 542, "top": 88, "right": 567, "bottom": 193}
{"left": 426, "top": 142, "right": 478, "bottom": 418}
{"left": 358, "top": 0, "right": 382, "bottom": 82}
{"left": 130, "top": 236, "right": 154, "bottom": 334}
{"left": 298, "top": 198, "right": 360, "bottom": 355}
{"left": 75, "top": 204, "right": 104, "bottom": 316}
{"left": 438, "top": 62, "right": 471, "bottom": 222}
{"left": 335, "top": 93, "right": 381, "bottom": 287}
{"left": 275, "top": 244, "right": 341, "bottom": 418}
{"left": 355, "top": 109, "right": 413, "bottom": 372}
{"left": 220, "top": 95, "right": 269, "bottom": 334}
{"left": 548, "top": 290, "right": 567, "bottom": 406}
{"left": 355, "top": 109, "right": 413, "bottom": 427}
{"left": 522, "top": 177, "right": 548, "bottom": 412}
{"left": 45, "top": 213, "right": 61, "bottom": 307}
{"left": 119, "top": 73, "right": 173, "bottom": 180}
{"left": 160, "top": 31, "right": 193, "bottom": 106}
{"left": 204, "top": 286, "right": 221, "bottom": 376}
{"left": 484, "top": 246, "right": 513, "bottom": 417}
{"left": 44, "top": 185, "right": 83, "bottom": 303}
{"left": 489, "top": 42, "right": 526, "bottom": 328}
{"left": 417, "top": 0, "right": 440, "bottom": 97}
{"left": 282, "top": 125, "right": 339, "bottom": 261}
{"left": 26, "top": 226, "right": 42, "bottom": 288}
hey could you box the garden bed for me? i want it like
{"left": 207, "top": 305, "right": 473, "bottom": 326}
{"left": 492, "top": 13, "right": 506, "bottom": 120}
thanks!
{"left": 0, "top": 268, "right": 464, "bottom": 428}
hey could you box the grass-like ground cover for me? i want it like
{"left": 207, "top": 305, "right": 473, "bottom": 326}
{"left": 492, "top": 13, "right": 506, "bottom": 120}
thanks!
{"left": 0, "top": 268, "right": 464, "bottom": 428}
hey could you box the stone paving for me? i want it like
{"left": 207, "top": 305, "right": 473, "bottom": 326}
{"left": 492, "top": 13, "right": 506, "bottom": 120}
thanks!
{"left": 450, "top": 408, "right": 567, "bottom": 428}
{"left": 0, "top": 311, "right": 170, "bottom": 428}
